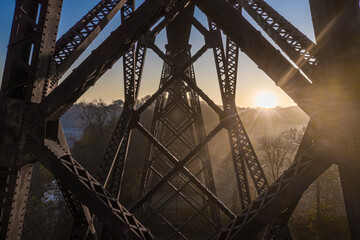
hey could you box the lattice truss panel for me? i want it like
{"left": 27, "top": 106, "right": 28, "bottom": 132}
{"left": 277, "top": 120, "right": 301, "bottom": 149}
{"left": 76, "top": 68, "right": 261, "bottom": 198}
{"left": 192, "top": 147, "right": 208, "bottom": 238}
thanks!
{"left": 1, "top": 0, "right": 360, "bottom": 239}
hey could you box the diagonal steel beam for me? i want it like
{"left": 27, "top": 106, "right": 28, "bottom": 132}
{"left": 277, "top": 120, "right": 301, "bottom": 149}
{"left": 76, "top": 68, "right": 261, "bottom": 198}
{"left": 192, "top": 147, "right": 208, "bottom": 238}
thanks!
{"left": 107, "top": 74, "right": 143, "bottom": 198}
{"left": 260, "top": 121, "right": 315, "bottom": 240}
{"left": 213, "top": 125, "right": 334, "bottom": 239}
{"left": 97, "top": 108, "right": 133, "bottom": 185}
{"left": 44, "top": 0, "right": 129, "bottom": 97}
{"left": 131, "top": 122, "right": 235, "bottom": 219}
{"left": 57, "top": 124, "right": 98, "bottom": 239}
{"left": 43, "top": 0, "right": 175, "bottom": 121}
{"left": 135, "top": 43, "right": 208, "bottom": 115}
{"left": 206, "top": 17, "right": 292, "bottom": 239}
{"left": 239, "top": 0, "right": 318, "bottom": 79}
{"left": 195, "top": 0, "right": 315, "bottom": 117}
{"left": 42, "top": 139, "right": 156, "bottom": 240}
{"left": 94, "top": 3, "right": 144, "bottom": 233}
{"left": 147, "top": 41, "right": 224, "bottom": 116}
{"left": 207, "top": 19, "right": 254, "bottom": 209}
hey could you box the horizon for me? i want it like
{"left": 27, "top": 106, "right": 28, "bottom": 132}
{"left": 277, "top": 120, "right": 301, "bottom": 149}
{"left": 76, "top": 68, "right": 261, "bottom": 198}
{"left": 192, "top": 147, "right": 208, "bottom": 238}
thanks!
{"left": 75, "top": 97, "right": 299, "bottom": 110}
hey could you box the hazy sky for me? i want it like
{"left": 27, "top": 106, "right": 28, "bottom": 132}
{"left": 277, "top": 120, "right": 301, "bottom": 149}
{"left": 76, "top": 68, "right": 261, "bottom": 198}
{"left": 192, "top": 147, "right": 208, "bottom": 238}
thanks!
{"left": 0, "top": 0, "right": 315, "bottom": 107}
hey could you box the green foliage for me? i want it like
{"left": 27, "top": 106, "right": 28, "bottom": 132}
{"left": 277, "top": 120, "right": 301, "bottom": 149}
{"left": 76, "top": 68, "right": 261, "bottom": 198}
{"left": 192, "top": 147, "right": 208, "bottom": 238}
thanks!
{"left": 290, "top": 201, "right": 350, "bottom": 240}
{"left": 290, "top": 165, "right": 351, "bottom": 240}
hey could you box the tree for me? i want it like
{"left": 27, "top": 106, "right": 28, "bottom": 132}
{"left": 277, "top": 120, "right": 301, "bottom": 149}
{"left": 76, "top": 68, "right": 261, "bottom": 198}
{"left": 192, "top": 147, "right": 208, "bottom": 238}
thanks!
{"left": 257, "top": 128, "right": 303, "bottom": 182}
{"left": 290, "top": 165, "right": 350, "bottom": 240}
{"left": 72, "top": 99, "right": 121, "bottom": 174}
{"left": 23, "top": 164, "right": 73, "bottom": 240}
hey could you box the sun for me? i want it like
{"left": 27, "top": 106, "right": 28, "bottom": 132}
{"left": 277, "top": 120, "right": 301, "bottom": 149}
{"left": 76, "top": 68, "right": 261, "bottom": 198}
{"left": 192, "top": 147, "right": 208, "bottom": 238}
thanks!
{"left": 254, "top": 92, "right": 277, "bottom": 109}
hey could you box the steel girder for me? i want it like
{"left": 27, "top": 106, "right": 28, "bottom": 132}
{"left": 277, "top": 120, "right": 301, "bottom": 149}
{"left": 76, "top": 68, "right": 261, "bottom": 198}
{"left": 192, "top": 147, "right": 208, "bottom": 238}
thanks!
{"left": 136, "top": 48, "right": 221, "bottom": 238}
{"left": 239, "top": 0, "right": 318, "bottom": 79}
{"left": 46, "top": 0, "right": 129, "bottom": 98}
{"left": 204, "top": 15, "right": 292, "bottom": 239}
{"left": 196, "top": 0, "right": 360, "bottom": 239}
{"left": 57, "top": 125, "right": 98, "bottom": 240}
{"left": 0, "top": 0, "right": 185, "bottom": 238}
{"left": 0, "top": 1, "right": 104, "bottom": 238}
{"left": 2, "top": 0, "right": 360, "bottom": 239}
{"left": 133, "top": 6, "right": 221, "bottom": 239}
{"left": 42, "top": 0, "right": 176, "bottom": 121}
{"left": 0, "top": 1, "right": 63, "bottom": 239}
{"left": 42, "top": 139, "right": 156, "bottom": 240}
{"left": 195, "top": 0, "right": 315, "bottom": 116}
{"left": 308, "top": 1, "right": 360, "bottom": 239}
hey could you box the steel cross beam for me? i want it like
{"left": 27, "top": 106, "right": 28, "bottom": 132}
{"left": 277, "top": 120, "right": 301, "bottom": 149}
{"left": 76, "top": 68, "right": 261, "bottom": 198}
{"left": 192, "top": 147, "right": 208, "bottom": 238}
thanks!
{"left": 137, "top": 41, "right": 222, "bottom": 237}
{"left": 135, "top": 7, "right": 222, "bottom": 237}
{"left": 213, "top": 130, "right": 334, "bottom": 239}
{"left": 204, "top": 15, "right": 292, "bottom": 239}
{"left": 0, "top": 0, "right": 184, "bottom": 239}
{"left": 132, "top": 121, "right": 234, "bottom": 218}
{"left": 44, "top": 0, "right": 129, "bottom": 98}
{"left": 42, "top": 139, "right": 155, "bottom": 240}
{"left": 93, "top": 2, "right": 147, "bottom": 238}
{"left": 106, "top": 45, "right": 147, "bottom": 199}
{"left": 195, "top": 0, "right": 315, "bottom": 117}
{"left": 239, "top": 0, "right": 318, "bottom": 79}
{"left": 129, "top": 35, "right": 234, "bottom": 223}
{"left": 260, "top": 122, "right": 315, "bottom": 240}
{"left": 57, "top": 124, "right": 98, "bottom": 240}
{"left": 43, "top": 0, "right": 176, "bottom": 121}
{"left": 96, "top": 0, "right": 138, "bottom": 191}
{"left": 206, "top": 18, "right": 252, "bottom": 208}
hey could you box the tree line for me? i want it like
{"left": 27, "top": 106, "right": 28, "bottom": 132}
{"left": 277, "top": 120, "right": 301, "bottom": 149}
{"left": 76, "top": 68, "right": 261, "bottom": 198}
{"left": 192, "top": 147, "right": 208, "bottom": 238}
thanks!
{"left": 22, "top": 99, "right": 350, "bottom": 240}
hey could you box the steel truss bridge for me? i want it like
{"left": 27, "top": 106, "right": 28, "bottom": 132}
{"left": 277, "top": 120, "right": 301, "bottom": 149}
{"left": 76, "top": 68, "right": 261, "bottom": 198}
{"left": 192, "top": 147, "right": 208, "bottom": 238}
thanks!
{"left": 0, "top": 0, "right": 360, "bottom": 239}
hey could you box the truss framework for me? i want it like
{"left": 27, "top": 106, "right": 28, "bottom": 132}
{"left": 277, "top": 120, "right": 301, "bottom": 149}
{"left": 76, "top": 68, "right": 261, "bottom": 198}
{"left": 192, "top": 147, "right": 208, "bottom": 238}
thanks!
{"left": 0, "top": 0, "right": 360, "bottom": 239}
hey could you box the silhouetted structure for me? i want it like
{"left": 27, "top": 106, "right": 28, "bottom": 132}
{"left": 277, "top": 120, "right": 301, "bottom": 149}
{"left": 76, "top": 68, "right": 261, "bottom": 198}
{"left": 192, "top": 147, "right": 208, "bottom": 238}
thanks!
{"left": 0, "top": 0, "right": 359, "bottom": 239}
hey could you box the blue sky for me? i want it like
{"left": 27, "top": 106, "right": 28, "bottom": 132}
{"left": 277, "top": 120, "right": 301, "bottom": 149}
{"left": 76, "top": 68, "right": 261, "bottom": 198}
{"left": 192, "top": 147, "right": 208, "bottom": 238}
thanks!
{"left": 0, "top": 0, "right": 315, "bottom": 107}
